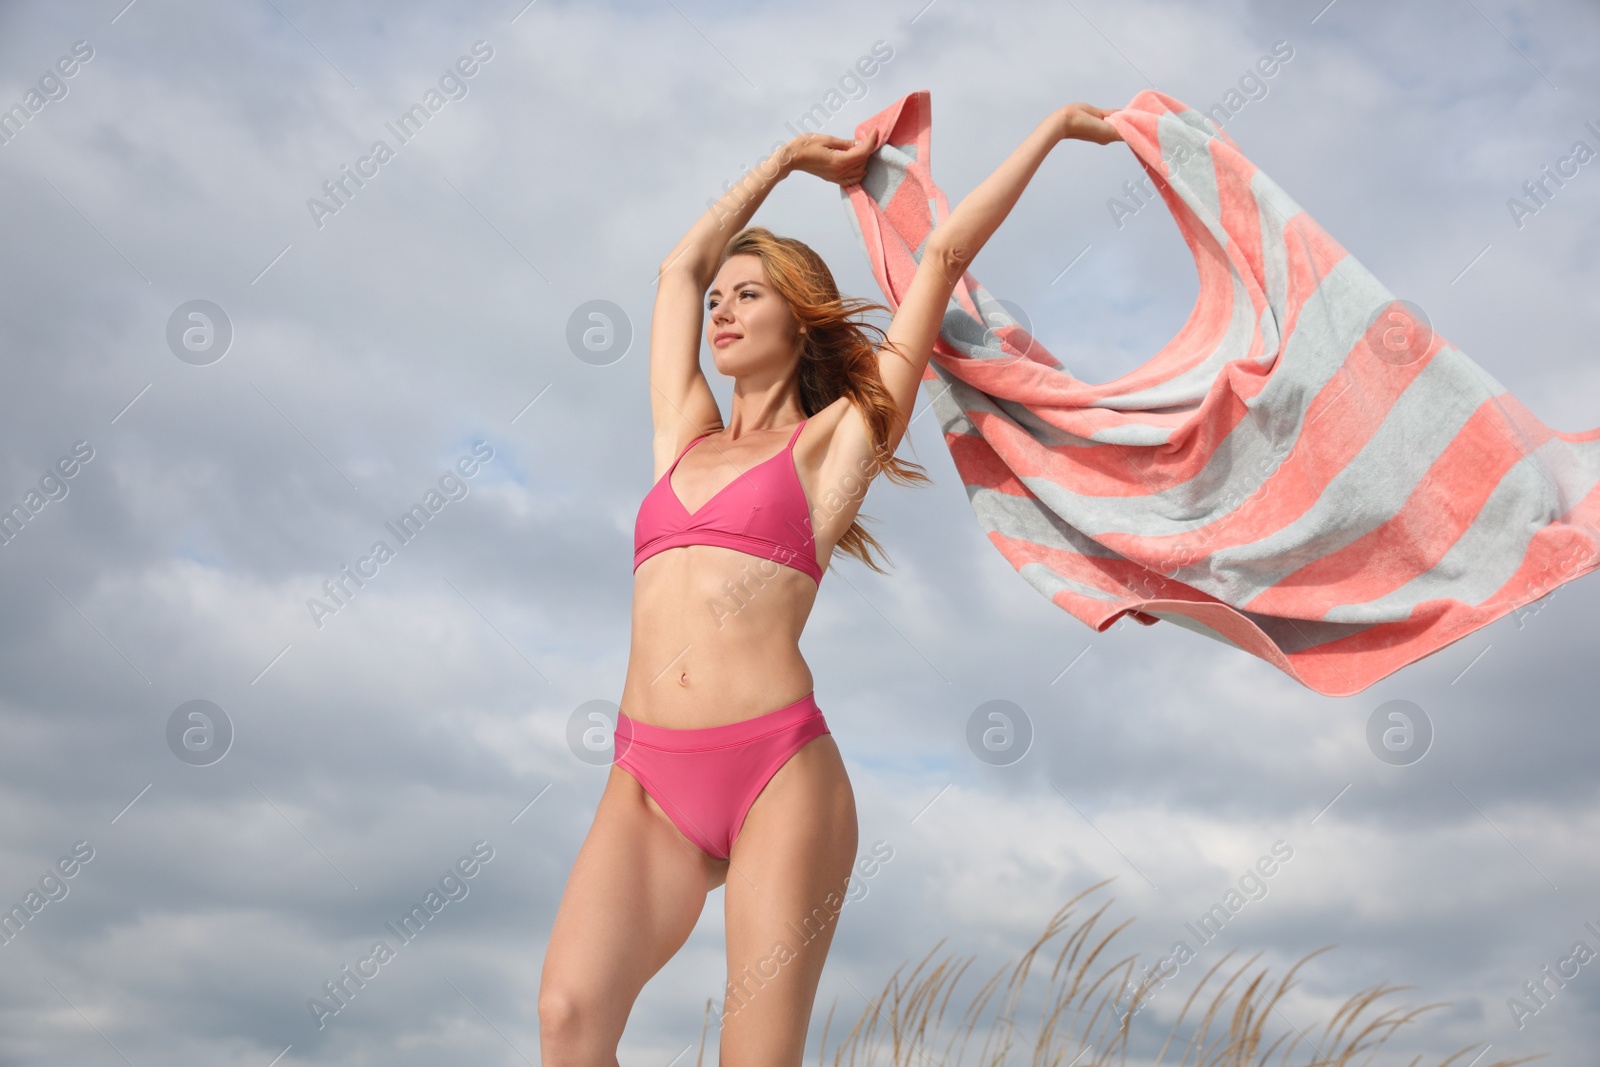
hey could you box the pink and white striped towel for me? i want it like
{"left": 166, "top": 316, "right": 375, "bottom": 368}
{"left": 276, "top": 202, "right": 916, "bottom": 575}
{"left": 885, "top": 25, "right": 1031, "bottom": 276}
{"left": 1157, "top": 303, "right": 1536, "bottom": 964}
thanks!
{"left": 841, "top": 89, "right": 1600, "bottom": 696}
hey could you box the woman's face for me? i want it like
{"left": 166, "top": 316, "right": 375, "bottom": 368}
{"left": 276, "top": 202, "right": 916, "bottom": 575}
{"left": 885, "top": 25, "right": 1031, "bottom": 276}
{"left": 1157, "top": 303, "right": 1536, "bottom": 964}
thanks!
{"left": 704, "top": 254, "right": 801, "bottom": 378}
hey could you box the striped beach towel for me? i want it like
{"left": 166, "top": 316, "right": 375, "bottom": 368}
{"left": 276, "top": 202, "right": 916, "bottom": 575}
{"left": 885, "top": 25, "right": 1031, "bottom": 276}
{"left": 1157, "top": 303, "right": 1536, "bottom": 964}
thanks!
{"left": 840, "top": 89, "right": 1600, "bottom": 697}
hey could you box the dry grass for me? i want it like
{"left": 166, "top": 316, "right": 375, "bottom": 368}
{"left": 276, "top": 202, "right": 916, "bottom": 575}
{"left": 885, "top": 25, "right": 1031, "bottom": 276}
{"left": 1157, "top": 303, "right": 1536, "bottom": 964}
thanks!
{"left": 696, "top": 877, "right": 1545, "bottom": 1067}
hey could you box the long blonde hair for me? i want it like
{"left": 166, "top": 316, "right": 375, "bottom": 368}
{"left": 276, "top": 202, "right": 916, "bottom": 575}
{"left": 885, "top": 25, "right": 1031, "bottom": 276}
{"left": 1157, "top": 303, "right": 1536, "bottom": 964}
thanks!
{"left": 718, "top": 226, "right": 931, "bottom": 574}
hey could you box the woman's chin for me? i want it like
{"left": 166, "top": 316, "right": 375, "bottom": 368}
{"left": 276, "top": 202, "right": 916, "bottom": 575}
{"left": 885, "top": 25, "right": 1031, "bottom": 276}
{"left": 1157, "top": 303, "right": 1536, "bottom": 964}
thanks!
{"left": 710, "top": 350, "right": 773, "bottom": 375}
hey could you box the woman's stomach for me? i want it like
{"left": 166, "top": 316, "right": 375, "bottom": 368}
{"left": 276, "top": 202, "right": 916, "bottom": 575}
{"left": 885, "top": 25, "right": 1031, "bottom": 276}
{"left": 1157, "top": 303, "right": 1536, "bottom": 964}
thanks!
{"left": 620, "top": 545, "right": 820, "bottom": 728}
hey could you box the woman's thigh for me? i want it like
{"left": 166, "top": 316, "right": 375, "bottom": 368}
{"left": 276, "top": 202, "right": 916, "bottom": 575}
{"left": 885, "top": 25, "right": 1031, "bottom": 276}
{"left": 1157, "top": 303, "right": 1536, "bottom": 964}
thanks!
{"left": 539, "top": 764, "right": 725, "bottom": 1046}
{"left": 720, "top": 734, "right": 858, "bottom": 1065}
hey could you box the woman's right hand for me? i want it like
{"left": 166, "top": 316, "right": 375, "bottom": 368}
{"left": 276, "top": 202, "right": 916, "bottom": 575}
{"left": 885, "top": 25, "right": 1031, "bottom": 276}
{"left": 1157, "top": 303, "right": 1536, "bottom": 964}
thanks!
{"left": 783, "top": 129, "right": 881, "bottom": 186}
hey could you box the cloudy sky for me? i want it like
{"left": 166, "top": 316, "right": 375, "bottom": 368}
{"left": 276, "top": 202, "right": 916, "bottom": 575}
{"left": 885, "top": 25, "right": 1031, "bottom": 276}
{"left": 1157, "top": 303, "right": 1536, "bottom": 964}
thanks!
{"left": 1, "top": 0, "right": 1598, "bottom": 1064}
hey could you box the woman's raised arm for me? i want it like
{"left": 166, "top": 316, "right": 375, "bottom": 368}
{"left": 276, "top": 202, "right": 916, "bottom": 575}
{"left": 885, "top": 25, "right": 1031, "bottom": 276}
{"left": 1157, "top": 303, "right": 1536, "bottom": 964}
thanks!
{"left": 870, "top": 103, "right": 1122, "bottom": 456}
{"left": 648, "top": 132, "right": 878, "bottom": 459}
{"left": 926, "top": 103, "right": 1119, "bottom": 275}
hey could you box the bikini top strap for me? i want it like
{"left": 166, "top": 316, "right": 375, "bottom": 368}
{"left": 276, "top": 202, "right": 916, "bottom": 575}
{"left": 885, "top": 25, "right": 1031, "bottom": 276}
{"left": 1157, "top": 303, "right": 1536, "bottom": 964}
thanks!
{"left": 669, "top": 432, "right": 710, "bottom": 471}
{"left": 786, "top": 419, "right": 808, "bottom": 450}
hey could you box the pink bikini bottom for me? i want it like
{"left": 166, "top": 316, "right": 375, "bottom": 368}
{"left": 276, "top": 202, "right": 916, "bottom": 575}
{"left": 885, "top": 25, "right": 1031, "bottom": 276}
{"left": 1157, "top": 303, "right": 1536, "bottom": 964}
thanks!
{"left": 613, "top": 691, "right": 831, "bottom": 860}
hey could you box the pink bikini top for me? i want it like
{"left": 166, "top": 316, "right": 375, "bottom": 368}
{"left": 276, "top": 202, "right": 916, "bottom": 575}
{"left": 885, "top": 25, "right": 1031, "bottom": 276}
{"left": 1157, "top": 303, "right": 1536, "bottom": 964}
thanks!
{"left": 634, "top": 419, "right": 823, "bottom": 584}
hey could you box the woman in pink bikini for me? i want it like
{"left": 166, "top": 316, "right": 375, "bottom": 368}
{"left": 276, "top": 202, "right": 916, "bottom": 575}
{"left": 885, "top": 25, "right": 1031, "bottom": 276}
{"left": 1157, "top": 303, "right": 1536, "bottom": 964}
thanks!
{"left": 538, "top": 101, "right": 1123, "bottom": 1065}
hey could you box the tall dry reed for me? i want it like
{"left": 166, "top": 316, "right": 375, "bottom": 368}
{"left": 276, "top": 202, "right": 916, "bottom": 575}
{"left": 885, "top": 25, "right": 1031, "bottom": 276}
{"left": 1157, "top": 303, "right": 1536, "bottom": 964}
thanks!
{"left": 694, "top": 877, "right": 1543, "bottom": 1067}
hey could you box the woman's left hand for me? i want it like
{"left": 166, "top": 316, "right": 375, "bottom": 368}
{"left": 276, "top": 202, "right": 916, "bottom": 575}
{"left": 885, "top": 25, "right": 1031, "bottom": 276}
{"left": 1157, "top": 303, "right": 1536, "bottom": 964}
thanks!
{"left": 1056, "top": 102, "right": 1122, "bottom": 145}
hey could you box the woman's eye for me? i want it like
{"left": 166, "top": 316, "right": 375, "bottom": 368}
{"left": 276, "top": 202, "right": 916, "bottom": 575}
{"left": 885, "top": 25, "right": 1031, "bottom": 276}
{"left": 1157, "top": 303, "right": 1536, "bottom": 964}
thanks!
{"left": 706, "top": 290, "right": 755, "bottom": 310}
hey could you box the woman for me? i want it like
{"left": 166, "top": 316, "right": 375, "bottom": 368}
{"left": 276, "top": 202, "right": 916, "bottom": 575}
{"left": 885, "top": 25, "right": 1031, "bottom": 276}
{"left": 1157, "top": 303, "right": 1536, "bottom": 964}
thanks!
{"left": 538, "top": 100, "right": 1123, "bottom": 1065}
